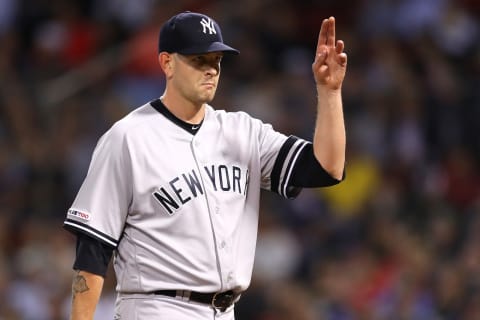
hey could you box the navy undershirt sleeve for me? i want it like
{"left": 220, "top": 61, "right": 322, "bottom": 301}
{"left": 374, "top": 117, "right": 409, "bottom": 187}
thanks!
{"left": 289, "top": 143, "right": 344, "bottom": 187}
{"left": 73, "top": 233, "right": 114, "bottom": 277}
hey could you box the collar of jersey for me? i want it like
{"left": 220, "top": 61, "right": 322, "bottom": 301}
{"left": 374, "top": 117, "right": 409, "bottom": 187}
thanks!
{"left": 150, "top": 98, "right": 204, "bottom": 135}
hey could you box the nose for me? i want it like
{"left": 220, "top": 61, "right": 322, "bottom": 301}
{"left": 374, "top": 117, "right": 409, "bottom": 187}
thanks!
{"left": 205, "top": 62, "right": 220, "bottom": 76}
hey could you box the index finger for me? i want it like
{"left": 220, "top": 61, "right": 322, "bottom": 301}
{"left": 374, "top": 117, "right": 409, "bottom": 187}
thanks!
{"left": 327, "top": 16, "right": 336, "bottom": 47}
{"left": 316, "top": 18, "right": 329, "bottom": 54}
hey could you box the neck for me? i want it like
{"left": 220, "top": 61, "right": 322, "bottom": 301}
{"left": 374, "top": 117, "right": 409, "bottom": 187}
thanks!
{"left": 160, "top": 91, "right": 205, "bottom": 124}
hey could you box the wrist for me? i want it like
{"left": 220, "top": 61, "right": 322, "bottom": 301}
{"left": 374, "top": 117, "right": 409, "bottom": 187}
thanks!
{"left": 316, "top": 85, "right": 342, "bottom": 98}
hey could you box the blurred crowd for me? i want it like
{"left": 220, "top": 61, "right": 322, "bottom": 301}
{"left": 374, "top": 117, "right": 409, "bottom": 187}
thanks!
{"left": 0, "top": 0, "right": 479, "bottom": 319}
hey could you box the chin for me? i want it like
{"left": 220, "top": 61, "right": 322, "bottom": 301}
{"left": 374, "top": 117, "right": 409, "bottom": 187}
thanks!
{"left": 201, "top": 93, "right": 216, "bottom": 103}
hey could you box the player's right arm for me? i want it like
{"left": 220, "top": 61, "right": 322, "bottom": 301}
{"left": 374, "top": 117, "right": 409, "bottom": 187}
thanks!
{"left": 68, "top": 233, "right": 114, "bottom": 319}
{"left": 64, "top": 116, "right": 130, "bottom": 319}
{"left": 70, "top": 270, "right": 104, "bottom": 320}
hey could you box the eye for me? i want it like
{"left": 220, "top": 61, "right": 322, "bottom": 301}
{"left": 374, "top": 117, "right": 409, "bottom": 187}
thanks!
{"left": 191, "top": 56, "right": 204, "bottom": 64}
{"left": 188, "top": 54, "right": 222, "bottom": 70}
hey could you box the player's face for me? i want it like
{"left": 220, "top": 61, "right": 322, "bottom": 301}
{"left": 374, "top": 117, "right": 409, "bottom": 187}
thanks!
{"left": 172, "top": 52, "right": 223, "bottom": 105}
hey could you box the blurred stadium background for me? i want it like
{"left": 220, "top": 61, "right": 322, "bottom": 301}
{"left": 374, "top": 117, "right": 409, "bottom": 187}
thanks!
{"left": 0, "top": 0, "right": 479, "bottom": 319}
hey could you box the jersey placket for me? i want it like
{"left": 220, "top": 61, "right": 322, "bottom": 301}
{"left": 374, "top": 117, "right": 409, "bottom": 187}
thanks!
{"left": 189, "top": 134, "right": 227, "bottom": 290}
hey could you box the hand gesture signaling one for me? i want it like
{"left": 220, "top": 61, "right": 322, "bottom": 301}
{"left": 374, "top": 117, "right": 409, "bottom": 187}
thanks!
{"left": 312, "top": 17, "right": 347, "bottom": 91}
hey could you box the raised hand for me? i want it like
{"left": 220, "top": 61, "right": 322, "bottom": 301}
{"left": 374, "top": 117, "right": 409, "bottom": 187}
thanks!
{"left": 312, "top": 17, "right": 347, "bottom": 90}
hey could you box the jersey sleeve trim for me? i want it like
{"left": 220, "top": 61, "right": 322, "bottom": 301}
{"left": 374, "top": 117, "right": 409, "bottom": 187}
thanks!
{"left": 271, "top": 136, "right": 308, "bottom": 198}
{"left": 64, "top": 218, "right": 118, "bottom": 248}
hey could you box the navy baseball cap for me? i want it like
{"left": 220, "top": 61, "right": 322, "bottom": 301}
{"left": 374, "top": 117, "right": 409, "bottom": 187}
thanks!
{"left": 158, "top": 11, "right": 239, "bottom": 55}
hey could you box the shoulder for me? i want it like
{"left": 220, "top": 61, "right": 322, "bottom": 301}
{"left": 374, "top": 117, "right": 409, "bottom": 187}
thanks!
{"left": 207, "top": 105, "right": 264, "bottom": 128}
{"left": 104, "top": 102, "right": 158, "bottom": 141}
{"left": 92, "top": 103, "right": 158, "bottom": 155}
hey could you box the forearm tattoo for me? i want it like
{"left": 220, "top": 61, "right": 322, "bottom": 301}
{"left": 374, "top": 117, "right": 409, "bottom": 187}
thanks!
{"left": 72, "top": 270, "right": 90, "bottom": 299}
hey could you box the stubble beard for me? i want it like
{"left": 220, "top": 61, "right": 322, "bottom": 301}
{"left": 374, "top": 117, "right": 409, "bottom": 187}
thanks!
{"left": 197, "top": 87, "right": 217, "bottom": 105}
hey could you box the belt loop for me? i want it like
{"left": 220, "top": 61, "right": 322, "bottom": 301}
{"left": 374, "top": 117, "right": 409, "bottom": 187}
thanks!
{"left": 175, "top": 290, "right": 191, "bottom": 301}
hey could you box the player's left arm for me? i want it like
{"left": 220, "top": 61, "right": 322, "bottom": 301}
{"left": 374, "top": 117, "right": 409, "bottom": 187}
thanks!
{"left": 311, "top": 16, "right": 347, "bottom": 180}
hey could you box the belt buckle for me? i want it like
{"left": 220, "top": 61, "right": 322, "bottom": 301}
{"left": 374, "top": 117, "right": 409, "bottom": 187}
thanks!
{"left": 211, "top": 290, "right": 235, "bottom": 312}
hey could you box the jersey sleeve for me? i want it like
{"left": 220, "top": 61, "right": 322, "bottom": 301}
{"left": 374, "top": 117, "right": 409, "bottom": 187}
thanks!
{"left": 255, "top": 118, "right": 309, "bottom": 198}
{"left": 264, "top": 134, "right": 309, "bottom": 198}
{"left": 259, "top": 125, "right": 344, "bottom": 198}
{"left": 63, "top": 125, "right": 133, "bottom": 248}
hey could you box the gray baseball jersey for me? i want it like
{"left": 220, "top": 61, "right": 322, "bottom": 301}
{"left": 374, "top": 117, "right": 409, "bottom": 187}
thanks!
{"left": 64, "top": 100, "right": 309, "bottom": 294}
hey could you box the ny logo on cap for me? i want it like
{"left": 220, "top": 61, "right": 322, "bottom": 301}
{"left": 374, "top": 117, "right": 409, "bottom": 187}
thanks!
{"left": 200, "top": 17, "right": 216, "bottom": 35}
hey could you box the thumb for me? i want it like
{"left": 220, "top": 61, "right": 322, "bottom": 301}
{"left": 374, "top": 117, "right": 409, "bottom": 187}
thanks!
{"left": 314, "top": 48, "right": 328, "bottom": 65}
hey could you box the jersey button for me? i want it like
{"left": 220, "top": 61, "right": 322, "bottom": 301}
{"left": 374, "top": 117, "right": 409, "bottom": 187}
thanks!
{"left": 220, "top": 241, "right": 226, "bottom": 249}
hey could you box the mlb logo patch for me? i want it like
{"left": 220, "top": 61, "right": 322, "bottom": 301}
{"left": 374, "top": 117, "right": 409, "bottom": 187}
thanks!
{"left": 68, "top": 208, "right": 91, "bottom": 221}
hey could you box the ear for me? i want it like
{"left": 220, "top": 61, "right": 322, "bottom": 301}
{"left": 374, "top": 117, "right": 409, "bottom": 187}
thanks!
{"left": 158, "top": 52, "right": 174, "bottom": 78}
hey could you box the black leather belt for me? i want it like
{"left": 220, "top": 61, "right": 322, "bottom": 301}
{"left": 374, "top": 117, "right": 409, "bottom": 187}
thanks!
{"left": 153, "top": 289, "right": 238, "bottom": 312}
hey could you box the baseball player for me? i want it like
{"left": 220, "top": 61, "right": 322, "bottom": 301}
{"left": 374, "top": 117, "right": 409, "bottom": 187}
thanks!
{"left": 64, "top": 11, "right": 347, "bottom": 320}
